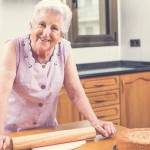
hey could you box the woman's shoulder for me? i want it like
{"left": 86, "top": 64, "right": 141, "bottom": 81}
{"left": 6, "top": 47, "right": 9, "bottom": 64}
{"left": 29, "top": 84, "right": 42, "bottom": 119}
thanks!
{"left": 1, "top": 40, "right": 16, "bottom": 52}
{"left": 60, "top": 38, "right": 71, "bottom": 45}
{"left": 14, "top": 35, "right": 30, "bottom": 44}
{"left": 60, "top": 38, "right": 72, "bottom": 52}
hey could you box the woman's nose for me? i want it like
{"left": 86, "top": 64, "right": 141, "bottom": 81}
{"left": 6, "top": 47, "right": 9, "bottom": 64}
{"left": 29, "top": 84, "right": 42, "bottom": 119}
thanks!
{"left": 43, "top": 26, "right": 51, "bottom": 37}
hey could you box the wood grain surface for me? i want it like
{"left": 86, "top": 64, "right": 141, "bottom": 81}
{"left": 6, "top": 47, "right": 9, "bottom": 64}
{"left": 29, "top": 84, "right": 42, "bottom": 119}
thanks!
{"left": 32, "top": 140, "right": 86, "bottom": 150}
{"left": 11, "top": 126, "right": 96, "bottom": 149}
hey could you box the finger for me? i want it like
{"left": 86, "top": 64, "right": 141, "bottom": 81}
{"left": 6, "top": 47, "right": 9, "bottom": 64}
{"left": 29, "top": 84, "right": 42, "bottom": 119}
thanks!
{"left": 1, "top": 136, "right": 6, "bottom": 149}
{"left": 3, "top": 136, "right": 10, "bottom": 149}
{"left": 5, "top": 136, "right": 11, "bottom": 146}
{"left": 103, "top": 122, "right": 116, "bottom": 135}
{"left": 95, "top": 125, "right": 109, "bottom": 137}
{"left": 107, "top": 122, "right": 116, "bottom": 134}
{"left": 104, "top": 125, "right": 112, "bottom": 135}
{"left": 2, "top": 143, "right": 6, "bottom": 149}
{"left": 0, "top": 138, "right": 4, "bottom": 149}
{"left": 111, "top": 124, "right": 116, "bottom": 132}
{"left": 0, "top": 141, "right": 3, "bottom": 149}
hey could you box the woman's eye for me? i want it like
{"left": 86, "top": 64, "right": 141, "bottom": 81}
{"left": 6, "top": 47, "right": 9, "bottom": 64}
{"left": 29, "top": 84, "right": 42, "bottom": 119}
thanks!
{"left": 39, "top": 23, "right": 46, "bottom": 28}
{"left": 51, "top": 27, "right": 58, "bottom": 31}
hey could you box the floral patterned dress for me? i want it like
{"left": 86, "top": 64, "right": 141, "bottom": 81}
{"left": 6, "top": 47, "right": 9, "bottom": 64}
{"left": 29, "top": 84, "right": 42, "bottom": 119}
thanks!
{"left": 4, "top": 35, "right": 70, "bottom": 133}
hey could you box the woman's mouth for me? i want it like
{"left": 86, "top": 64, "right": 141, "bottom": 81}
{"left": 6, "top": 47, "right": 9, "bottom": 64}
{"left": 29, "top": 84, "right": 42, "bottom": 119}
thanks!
{"left": 39, "top": 37, "right": 51, "bottom": 42}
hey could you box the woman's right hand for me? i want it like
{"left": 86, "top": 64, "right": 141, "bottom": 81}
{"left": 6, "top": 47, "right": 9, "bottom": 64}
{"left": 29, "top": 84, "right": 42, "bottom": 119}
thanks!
{"left": 0, "top": 134, "right": 11, "bottom": 149}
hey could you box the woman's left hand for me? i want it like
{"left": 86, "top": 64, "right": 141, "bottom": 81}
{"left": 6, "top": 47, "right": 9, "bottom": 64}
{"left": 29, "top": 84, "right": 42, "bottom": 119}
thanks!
{"left": 91, "top": 120, "right": 116, "bottom": 137}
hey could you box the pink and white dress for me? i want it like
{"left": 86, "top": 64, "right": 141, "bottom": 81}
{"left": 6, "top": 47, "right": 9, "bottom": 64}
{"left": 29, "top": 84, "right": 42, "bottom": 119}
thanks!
{"left": 4, "top": 35, "right": 70, "bottom": 133}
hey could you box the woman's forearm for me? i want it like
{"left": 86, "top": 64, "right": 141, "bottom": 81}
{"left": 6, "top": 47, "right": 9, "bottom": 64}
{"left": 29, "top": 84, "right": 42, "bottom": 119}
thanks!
{"left": 0, "top": 98, "right": 8, "bottom": 133}
{"left": 0, "top": 71, "right": 15, "bottom": 133}
{"left": 63, "top": 50, "right": 99, "bottom": 125}
{"left": 66, "top": 84, "right": 98, "bottom": 124}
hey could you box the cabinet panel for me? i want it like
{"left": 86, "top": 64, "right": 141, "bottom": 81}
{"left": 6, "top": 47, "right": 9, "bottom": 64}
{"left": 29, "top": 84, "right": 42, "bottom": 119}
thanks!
{"left": 57, "top": 72, "right": 150, "bottom": 128}
{"left": 81, "top": 76, "right": 120, "bottom": 124}
{"left": 81, "top": 104, "right": 120, "bottom": 122}
{"left": 82, "top": 76, "right": 119, "bottom": 93}
{"left": 87, "top": 89, "right": 119, "bottom": 107}
{"left": 120, "top": 72, "right": 150, "bottom": 128}
{"left": 57, "top": 75, "right": 120, "bottom": 124}
{"left": 57, "top": 87, "right": 80, "bottom": 124}
{"left": 93, "top": 104, "right": 120, "bottom": 121}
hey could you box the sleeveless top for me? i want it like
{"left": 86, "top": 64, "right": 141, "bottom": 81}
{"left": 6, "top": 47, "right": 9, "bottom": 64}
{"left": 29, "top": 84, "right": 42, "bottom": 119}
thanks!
{"left": 4, "top": 35, "right": 70, "bottom": 133}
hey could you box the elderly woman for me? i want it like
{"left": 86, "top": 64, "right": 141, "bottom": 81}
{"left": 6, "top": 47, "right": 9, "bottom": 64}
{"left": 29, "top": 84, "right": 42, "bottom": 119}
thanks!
{"left": 0, "top": 0, "right": 116, "bottom": 148}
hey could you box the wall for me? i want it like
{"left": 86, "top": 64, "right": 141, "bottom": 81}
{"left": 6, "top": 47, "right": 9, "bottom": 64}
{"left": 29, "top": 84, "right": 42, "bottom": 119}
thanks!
{"left": 74, "top": 0, "right": 121, "bottom": 64}
{"left": 120, "top": 0, "right": 150, "bottom": 61}
{"left": 0, "top": 0, "right": 37, "bottom": 45}
{"left": 0, "top": 0, "right": 121, "bottom": 64}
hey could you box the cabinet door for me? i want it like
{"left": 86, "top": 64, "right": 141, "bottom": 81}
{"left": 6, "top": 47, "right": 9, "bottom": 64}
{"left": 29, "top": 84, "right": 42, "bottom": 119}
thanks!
{"left": 120, "top": 72, "right": 150, "bottom": 128}
{"left": 56, "top": 88, "right": 80, "bottom": 124}
{"left": 57, "top": 75, "right": 120, "bottom": 124}
{"left": 81, "top": 75, "right": 120, "bottom": 125}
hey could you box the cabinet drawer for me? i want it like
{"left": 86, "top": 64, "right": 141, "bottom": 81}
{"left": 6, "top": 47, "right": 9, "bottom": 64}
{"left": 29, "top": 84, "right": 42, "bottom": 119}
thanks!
{"left": 94, "top": 104, "right": 120, "bottom": 121}
{"left": 81, "top": 76, "right": 119, "bottom": 93}
{"left": 87, "top": 89, "right": 119, "bottom": 107}
{"left": 81, "top": 104, "right": 120, "bottom": 121}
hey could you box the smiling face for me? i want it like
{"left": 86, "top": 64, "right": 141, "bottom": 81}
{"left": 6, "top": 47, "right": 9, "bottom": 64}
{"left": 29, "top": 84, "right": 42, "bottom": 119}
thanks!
{"left": 30, "top": 9, "right": 62, "bottom": 54}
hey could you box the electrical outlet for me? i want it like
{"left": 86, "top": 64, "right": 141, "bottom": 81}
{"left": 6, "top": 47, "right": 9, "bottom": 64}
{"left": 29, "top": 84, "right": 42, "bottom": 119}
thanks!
{"left": 130, "top": 39, "right": 141, "bottom": 47}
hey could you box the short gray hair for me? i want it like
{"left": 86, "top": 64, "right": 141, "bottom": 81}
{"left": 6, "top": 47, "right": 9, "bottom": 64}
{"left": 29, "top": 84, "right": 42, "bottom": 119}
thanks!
{"left": 32, "top": 0, "right": 72, "bottom": 35}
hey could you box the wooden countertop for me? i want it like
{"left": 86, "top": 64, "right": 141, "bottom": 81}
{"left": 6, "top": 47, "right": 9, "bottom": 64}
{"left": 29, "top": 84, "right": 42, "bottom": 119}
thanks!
{"left": 8, "top": 120, "right": 127, "bottom": 150}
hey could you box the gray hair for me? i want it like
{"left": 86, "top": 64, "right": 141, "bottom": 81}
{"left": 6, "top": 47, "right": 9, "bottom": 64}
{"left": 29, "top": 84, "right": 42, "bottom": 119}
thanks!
{"left": 31, "top": 0, "right": 72, "bottom": 35}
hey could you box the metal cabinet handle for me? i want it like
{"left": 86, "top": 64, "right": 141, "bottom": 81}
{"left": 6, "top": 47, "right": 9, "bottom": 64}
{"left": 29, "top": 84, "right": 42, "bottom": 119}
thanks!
{"left": 100, "top": 115, "right": 105, "bottom": 118}
{"left": 95, "top": 100, "right": 105, "bottom": 103}
{"left": 94, "top": 84, "right": 105, "bottom": 87}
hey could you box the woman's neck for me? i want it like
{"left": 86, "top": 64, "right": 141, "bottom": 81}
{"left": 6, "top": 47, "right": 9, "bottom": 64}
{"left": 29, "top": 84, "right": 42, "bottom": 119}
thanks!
{"left": 32, "top": 47, "right": 55, "bottom": 64}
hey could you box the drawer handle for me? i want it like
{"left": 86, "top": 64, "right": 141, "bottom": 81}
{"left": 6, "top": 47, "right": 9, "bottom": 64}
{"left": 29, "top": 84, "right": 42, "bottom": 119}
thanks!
{"left": 94, "top": 84, "right": 105, "bottom": 87}
{"left": 99, "top": 115, "right": 105, "bottom": 118}
{"left": 95, "top": 100, "right": 105, "bottom": 103}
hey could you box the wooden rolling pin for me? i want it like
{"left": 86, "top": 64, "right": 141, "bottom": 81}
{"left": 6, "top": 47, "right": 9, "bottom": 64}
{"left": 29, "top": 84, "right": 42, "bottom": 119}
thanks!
{"left": 11, "top": 126, "right": 96, "bottom": 149}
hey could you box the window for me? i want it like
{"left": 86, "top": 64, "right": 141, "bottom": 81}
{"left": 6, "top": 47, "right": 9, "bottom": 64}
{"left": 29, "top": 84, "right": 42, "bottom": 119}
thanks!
{"left": 67, "top": 0, "right": 118, "bottom": 48}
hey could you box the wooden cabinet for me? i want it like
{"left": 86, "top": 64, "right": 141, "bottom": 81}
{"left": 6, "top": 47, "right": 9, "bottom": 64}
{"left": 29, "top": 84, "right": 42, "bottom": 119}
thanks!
{"left": 57, "top": 72, "right": 150, "bottom": 128}
{"left": 120, "top": 72, "right": 150, "bottom": 128}
{"left": 57, "top": 75, "right": 120, "bottom": 125}
{"left": 56, "top": 87, "right": 79, "bottom": 124}
{"left": 80, "top": 76, "right": 120, "bottom": 125}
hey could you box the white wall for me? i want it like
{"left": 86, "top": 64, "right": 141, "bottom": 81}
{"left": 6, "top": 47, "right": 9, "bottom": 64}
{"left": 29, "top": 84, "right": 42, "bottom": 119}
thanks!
{"left": 0, "top": 0, "right": 37, "bottom": 45}
{"left": 120, "top": 0, "right": 150, "bottom": 61}
{"left": 0, "top": 0, "right": 121, "bottom": 64}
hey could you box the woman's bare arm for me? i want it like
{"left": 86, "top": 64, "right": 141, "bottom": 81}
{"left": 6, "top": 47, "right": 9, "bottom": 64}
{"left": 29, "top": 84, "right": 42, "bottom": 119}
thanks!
{"left": 0, "top": 41, "right": 16, "bottom": 133}
{"left": 64, "top": 48, "right": 116, "bottom": 137}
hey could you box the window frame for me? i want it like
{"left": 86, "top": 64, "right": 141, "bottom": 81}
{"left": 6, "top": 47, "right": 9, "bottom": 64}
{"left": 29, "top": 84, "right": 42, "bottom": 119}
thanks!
{"left": 67, "top": 0, "right": 118, "bottom": 48}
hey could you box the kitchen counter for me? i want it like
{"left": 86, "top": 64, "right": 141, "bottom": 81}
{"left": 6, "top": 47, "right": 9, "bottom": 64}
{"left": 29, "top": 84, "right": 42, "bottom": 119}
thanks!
{"left": 8, "top": 120, "right": 127, "bottom": 150}
{"left": 77, "top": 61, "right": 150, "bottom": 78}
